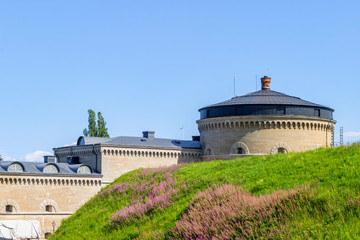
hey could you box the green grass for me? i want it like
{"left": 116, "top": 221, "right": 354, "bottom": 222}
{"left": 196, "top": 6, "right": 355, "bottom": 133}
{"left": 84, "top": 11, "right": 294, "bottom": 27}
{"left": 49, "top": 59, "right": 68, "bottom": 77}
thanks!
{"left": 51, "top": 144, "right": 360, "bottom": 239}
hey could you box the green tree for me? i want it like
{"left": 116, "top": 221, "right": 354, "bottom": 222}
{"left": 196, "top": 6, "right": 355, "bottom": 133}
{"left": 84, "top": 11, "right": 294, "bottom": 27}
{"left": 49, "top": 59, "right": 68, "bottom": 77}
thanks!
{"left": 97, "top": 112, "right": 109, "bottom": 138}
{"left": 83, "top": 109, "right": 109, "bottom": 137}
{"left": 0, "top": 155, "right": 2, "bottom": 161}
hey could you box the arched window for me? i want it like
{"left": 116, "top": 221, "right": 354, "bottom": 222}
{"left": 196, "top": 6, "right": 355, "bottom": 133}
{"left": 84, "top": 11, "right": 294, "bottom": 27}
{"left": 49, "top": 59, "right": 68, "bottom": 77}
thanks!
{"left": 45, "top": 205, "right": 54, "bottom": 212}
{"left": 8, "top": 163, "right": 24, "bottom": 173}
{"left": 230, "top": 142, "right": 250, "bottom": 155}
{"left": 5, "top": 205, "right": 14, "bottom": 213}
{"left": 77, "top": 165, "right": 92, "bottom": 174}
{"left": 278, "top": 147, "right": 287, "bottom": 153}
{"left": 237, "top": 148, "right": 244, "bottom": 154}
{"left": 43, "top": 164, "right": 59, "bottom": 173}
{"left": 206, "top": 149, "right": 211, "bottom": 155}
{"left": 45, "top": 232, "right": 52, "bottom": 239}
{"left": 270, "top": 143, "right": 291, "bottom": 155}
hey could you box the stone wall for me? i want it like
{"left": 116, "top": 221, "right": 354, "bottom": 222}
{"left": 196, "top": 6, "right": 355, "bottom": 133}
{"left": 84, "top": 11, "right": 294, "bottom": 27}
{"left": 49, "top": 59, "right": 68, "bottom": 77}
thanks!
{"left": 54, "top": 145, "right": 202, "bottom": 185}
{"left": 0, "top": 174, "right": 102, "bottom": 239}
{"left": 198, "top": 115, "right": 336, "bottom": 155}
{"left": 99, "top": 146, "right": 201, "bottom": 184}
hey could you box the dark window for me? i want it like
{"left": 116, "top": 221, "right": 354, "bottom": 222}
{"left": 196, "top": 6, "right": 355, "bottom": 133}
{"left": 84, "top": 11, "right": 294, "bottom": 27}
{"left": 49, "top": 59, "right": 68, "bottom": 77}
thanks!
{"left": 67, "top": 156, "right": 80, "bottom": 164}
{"left": 276, "top": 107, "right": 286, "bottom": 115}
{"left": 45, "top": 205, "right": 53, "bottom": 212}
{"left": 237, "top": 148, "right": 244, "bottom": 154}
{"left": 5, "top": 205, "right": 13, "bottom": 213}
{"left": 278, "top": 148, "right": 287, "bottom": 153}
{"left": 314, "top": 109, "right": 320, "bottom": 117}
{"left": 206, "top": 149, "right": 211, "bottom": 155}
{"left": 45, "top": 232, "right": 52, "bottom": 239}
{"left": 206, "top": 110, "right": 211, "bottom": 118}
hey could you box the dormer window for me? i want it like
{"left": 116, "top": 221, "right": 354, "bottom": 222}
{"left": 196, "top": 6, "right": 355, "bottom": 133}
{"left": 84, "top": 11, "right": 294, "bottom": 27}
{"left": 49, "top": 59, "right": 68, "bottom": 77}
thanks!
{"left": 43, "top": 164, "right": 59, "bottom": 174}
{"left": 77, "top": 165, "right": 92, "bottom": 174}
{"left": 8, "top": 163, "right": 24, "bottom": 173}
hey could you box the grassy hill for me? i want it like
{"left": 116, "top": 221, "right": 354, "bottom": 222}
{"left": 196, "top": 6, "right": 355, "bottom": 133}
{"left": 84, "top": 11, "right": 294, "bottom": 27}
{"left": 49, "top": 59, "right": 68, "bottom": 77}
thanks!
{"left": 51, "top": 144, "right": 360, "bottom": 239}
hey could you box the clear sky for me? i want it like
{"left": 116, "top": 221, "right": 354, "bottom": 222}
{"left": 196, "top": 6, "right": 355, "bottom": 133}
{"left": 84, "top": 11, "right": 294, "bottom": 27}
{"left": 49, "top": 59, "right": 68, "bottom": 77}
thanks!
{"left": 1, "top": 1, "right": 359, "bottom": 161}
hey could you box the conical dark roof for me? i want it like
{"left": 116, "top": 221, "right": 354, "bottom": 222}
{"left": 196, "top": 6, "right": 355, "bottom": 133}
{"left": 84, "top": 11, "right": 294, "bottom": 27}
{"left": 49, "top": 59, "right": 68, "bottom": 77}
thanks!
{"left": 200, "top": 89, "right": 333, "bottom": 111}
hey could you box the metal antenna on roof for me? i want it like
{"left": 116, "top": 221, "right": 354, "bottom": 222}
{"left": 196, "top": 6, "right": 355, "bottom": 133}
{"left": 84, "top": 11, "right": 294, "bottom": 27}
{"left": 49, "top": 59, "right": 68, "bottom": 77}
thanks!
{"left": 180, "top": 126, "right": 184, "bottom": 140}
{"left": 255, "top": 75, "right": 258, "bottom": 91}
{"left": 233, "top": 75, "right": 236, "bottom": 97}
{"left": 340, "top": 127, "right": 344, "bottom": 146}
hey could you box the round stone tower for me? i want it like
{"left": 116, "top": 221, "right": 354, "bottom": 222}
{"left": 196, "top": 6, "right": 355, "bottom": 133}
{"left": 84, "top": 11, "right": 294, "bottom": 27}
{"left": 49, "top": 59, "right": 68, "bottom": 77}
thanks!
{"left": 197, "top": 76, "right": 335, "bottom": 159}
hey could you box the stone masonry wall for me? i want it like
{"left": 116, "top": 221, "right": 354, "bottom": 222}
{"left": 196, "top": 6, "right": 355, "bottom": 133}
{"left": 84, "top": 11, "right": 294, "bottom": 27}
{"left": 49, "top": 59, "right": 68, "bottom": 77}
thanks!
{"left": 100, "top": 146, "right": 202, "bottom": 184}
{"left": 198, "top": 116, "right": 335, "bottom": 155}
{"left": 0, "top": 175, "right": 102, "bottom": 239}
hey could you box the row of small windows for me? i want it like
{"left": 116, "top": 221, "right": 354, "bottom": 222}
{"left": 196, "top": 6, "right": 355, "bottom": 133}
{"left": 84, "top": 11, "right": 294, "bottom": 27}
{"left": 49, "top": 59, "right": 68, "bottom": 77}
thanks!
{"left": 5, "top": 204, "right": 54, "bottom": 213}
{"left": 206, "top": 147, "right": 288, "bottom": 155}
{"left": 5, "top": 163, "right": 92, "bottom": 174}
{"left": 237, "top": 147, "right": 287, "bottom": 154}
{"left": 203, "top": 107, "right": 326, "bottom": 119}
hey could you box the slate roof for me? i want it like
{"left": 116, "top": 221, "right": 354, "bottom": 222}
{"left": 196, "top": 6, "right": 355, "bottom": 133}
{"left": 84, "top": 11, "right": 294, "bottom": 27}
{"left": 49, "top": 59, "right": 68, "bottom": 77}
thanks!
{"left": 0, "top": 161, "right": 100, "bottom": 176}
{"left": 77, "top": 136, "right": 201, "bottom": 149}
{"left": 200, "top": 89, "right": 333, "bottom": 111}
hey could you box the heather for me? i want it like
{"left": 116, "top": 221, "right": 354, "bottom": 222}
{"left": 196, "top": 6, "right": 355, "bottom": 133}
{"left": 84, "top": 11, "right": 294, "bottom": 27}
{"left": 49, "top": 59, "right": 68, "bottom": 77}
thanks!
{"left": 51, "top": 144, "right": 360, "bottom": 239}
{"left": 168, "top": 184, "right": 313, "bottom": 239}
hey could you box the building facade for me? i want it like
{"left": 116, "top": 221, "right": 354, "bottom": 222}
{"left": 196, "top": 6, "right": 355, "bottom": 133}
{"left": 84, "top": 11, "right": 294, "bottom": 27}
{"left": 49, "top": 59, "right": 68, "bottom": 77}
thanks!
{"left": 0, "top": 131, "right": 201, "bottom": 239}
{"left": 198, "top": 76, "right": 335, "bottom": 161}
{"left": 0, "top": 76, "right": 335, "bottom": 238}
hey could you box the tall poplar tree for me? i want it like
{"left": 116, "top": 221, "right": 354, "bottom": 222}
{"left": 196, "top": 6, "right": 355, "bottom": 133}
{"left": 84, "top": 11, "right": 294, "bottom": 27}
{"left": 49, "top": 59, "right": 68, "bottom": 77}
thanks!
{"left": 83, "top": 109, "right": 109, "bottom": 137}
{"left": 97, "top": 112, "right": 109, "bottom": 137}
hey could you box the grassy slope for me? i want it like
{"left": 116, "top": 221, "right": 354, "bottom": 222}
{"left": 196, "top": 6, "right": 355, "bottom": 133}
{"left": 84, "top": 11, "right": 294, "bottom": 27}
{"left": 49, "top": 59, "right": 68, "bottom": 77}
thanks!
{"left": 51, "top": 144, "right": 360, "bottom": 239}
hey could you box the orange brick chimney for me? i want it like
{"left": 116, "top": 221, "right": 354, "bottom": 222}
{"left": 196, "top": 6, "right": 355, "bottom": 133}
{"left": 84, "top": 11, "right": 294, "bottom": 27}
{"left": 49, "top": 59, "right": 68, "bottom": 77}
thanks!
{"left": 261, "top": 76, "right": 271, "bottom": 90}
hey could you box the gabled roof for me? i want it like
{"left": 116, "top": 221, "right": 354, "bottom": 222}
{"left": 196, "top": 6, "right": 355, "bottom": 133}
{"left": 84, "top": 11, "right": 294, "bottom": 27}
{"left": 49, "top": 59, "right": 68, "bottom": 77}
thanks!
{"left": 76, "top": 136, "right": 201, "bottom": 149}
{"left": 200, "top": 89, "right": 333, "bottom": 111}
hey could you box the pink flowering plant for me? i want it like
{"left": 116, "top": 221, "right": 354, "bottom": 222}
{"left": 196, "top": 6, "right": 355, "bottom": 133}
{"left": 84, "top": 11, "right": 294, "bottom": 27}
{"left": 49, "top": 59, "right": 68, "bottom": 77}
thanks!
{"left": 95, "top": 165, "right": 189, "bottom": 230}
{"left": 167, "top": 183, "right": 314, "bottom": 239}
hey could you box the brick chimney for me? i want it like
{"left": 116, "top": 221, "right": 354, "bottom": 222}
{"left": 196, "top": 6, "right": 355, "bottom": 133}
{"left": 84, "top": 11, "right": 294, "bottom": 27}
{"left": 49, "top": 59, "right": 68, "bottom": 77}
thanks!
{"left": 261, "top": 76, "right": 271, "bottom": 90}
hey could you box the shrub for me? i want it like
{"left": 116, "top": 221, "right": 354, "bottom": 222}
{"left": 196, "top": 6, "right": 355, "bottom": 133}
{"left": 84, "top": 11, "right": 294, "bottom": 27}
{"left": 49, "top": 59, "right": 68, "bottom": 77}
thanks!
{"left": 168, "top": 184, "right": 312, "bottom": 240}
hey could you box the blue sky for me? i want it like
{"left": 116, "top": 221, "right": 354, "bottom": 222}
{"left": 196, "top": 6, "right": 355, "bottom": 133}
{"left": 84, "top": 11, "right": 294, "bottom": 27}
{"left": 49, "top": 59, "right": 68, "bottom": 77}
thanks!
{"left": 1, "top": 1, "right": 359, "bottom": 161}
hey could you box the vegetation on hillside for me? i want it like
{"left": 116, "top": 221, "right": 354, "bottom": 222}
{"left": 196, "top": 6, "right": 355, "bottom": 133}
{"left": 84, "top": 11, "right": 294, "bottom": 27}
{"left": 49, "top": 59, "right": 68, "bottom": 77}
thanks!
{"left": 51, "top": 144, "right": 360, "bottom": 239}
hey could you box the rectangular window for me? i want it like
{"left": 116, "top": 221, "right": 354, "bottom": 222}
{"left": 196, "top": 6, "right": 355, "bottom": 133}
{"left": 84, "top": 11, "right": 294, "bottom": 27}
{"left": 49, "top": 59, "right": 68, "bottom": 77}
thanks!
{"left": 5, "top": 205, "right": 13, "bottom": 213}
{"left": 206, "top": 110, "right": 211, "bottom": 118}
{"left": 314, "top": 109, "right": 320, "bottom": 117}
{"left": 46, "top": 205, "right": 53, "bottom": 212}
{"left": 276, "top": 107, "right": 286, "bottom": 115}
{"left": 67, "top": 156, "right": 80, "bottom": 164}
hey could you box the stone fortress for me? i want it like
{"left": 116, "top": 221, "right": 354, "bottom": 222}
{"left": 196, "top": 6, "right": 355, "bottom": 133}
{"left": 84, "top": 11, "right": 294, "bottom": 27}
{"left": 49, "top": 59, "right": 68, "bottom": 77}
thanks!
{"left": 0, "top": 76, "right": 335, "bottom": 238}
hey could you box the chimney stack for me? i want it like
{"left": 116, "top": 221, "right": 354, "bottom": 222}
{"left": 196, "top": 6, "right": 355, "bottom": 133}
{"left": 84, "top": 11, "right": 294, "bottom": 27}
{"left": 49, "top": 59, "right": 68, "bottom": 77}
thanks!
{"left": 261, "top": 76, "right": 271, "bottom": 90}
{"left": 142, "top": 131, "right": 155, "bottom": 139}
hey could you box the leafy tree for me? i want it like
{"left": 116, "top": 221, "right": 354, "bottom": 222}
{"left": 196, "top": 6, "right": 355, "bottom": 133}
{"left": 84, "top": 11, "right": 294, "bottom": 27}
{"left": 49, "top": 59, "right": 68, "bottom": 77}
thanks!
{"left": 97, "top": 112, "right": 109, "bottom": 138}
{"left": 83, "top": 109, "right": 109, "bottom": 137}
